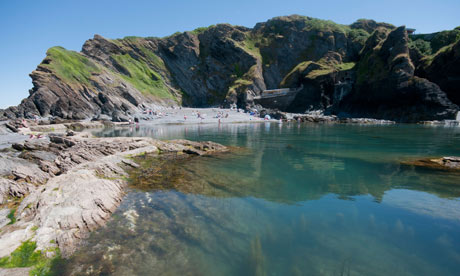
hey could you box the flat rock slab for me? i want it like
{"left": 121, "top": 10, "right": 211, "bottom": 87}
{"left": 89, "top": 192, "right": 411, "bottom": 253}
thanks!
{"left": 0, "top": 133, "right": 228, "bottom": 259}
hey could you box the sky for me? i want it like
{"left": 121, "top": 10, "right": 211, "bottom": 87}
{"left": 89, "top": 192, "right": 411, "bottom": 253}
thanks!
{"left": 1, "top": 0, "right": 459, "bottom": 109}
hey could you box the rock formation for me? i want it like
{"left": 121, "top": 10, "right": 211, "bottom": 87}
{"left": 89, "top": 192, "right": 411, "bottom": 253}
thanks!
{"left": 334, "top": 27, "right": 458, "bottom": 122}
{"left": 0, "top": 130, "right": 227, "bottom": 259}
{"left": 0, "top": 15, "right": 458, "bottom": 122}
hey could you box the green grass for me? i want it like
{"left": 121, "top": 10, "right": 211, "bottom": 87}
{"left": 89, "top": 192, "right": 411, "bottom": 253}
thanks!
{"left": 421, "top": 43, "right": 457, "bottom": 67}
{"left": 0, "top": 240, "right": 61, "bottom": 276}
{"left": 282, "top": 60, "right": 355, "bottom": 86}
{"left": 0, "top": 241, "right": 42, "bottom": 268}
{"left": 111, "top": 54, "right": 175, "bottom": 100}
{"left": 233, "top": 63, "right": 243, "bottom": 78}
{"left": 306, "top": 68, "right": 334, "bottom": 79}
{"left": 336, "top": 62, "right": 356, "bottom": 71}
{"left": 241, "top": 34, "right": 262, "bottom": 59}
{"left": 264, "top": 15, "right": 351, "bottom": 35}
{"left": 356, "top": 51, "right": 387, "bottom": 84}
{"left": 302, "top": 16, "right": 351, "bottom": 34}
{"left": 409, "top": 39, "right": 432, "bottom": 55}
{"left": 348, "top": 28, "right": 370, "bottom": 44}
{"left": 162, "top": 31, "right": 182, "bottom": 39}
{"left": 229, "top": 79, "right": 253, "bottom": 89}
{"left": 191, "top": 25, "right": 215, "bottom": 35}
{"left": 42, "top": 46, "right": 101, "bottom": 86}
{"left": 265, "top": 15, "right": 350, "bottom": 34}
{"left": 7, "top": 208, "right": 16, "bottom": 225}
{"left": 227, "top": 65, "right": 258, "bottom": 95}
{"left": 119, "top": 37, "right": 167, "bottom": 71}
{"left": 290, "top": 61, "right": 314, "bottom": 74}
{"left": 429, "top": 30, "right": 460, "bottom": 53}
{"left": 409, "top": 29, "right": 460, "bottom": 56}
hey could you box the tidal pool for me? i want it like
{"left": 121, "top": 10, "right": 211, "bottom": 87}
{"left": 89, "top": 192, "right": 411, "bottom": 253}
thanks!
{"left": 53, "top": 123, "right": 460, "bottom": 275}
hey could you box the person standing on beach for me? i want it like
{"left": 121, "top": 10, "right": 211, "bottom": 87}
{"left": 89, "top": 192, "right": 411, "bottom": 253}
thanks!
{"left": 21, "top": 119, "right": 28, "bottom": 128}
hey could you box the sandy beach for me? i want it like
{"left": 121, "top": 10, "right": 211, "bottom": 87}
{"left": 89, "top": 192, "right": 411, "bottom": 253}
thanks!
{"left": 134, "top": 107, "right": 277, "bottom": 125}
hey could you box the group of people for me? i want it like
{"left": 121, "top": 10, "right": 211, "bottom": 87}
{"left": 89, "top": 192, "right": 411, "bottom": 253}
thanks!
{"left": 29, "top": 133, "right": 44, "bottom": 139}
{"left": 190, "top": 111, "right": 206, "bottom": 120}
{"left": 20, "top": 119, "right": 46, "bottom": 139}
{"left": 214, "top": 111, "right": 229, "bottom": 119}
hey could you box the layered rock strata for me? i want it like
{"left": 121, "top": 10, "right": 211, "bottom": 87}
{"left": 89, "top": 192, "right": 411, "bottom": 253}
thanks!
{"left": 1, "top": 16, "right": 459, "bottom": 122}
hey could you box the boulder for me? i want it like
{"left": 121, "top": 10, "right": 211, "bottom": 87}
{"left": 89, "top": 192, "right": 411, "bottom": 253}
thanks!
{"left": 111, "top": 110, "right": 130, "bottom": 122}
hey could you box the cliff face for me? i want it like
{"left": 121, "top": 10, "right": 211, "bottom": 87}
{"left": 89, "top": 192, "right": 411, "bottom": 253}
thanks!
{"left": 335, "top": 27, "right": 458, "bottom": 122}
{"left": 415, "top": 34, "right": 460, "bottom": 106}
{"left": 1, "top": 15, "right": 459, "bottom": 122}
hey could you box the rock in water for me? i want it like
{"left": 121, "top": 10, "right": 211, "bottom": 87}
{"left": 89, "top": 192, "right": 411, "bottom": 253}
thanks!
{"left": 0, "top": 133, "right": 228, "bottom": 257}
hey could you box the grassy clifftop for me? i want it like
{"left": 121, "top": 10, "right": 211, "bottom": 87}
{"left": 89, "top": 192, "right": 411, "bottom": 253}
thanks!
{"left": 42, "top": 47, "right": 101, "bottom": 86}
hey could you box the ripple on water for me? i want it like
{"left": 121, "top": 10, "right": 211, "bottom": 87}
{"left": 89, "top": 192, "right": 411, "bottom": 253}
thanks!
{"left": 53, "top": 123, "right": 460, "bottom": 275}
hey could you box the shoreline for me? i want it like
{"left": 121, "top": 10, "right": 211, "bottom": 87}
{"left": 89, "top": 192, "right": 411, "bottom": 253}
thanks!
{"left": 0, "top": 108, "right": 459, "bottom": 274}
{"left": 0, "top": 130, "right": 227, "bottom": 274}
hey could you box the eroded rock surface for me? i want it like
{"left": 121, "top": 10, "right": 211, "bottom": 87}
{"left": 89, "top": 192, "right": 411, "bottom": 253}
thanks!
{"left": 0, "top": 132, "right": 227, "bottom": 258}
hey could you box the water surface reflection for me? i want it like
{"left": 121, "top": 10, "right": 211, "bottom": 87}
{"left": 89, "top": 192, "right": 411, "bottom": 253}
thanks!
{"left": 54, "top": 123, "right": 460, "bottom": 275}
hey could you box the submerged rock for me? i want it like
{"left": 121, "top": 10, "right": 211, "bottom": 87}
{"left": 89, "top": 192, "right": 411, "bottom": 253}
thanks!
{"left": 402, "top": 156, "right": 460, "bottom": 171}
{"left": 0, "top": 132, "right": 227, "bottom": 258}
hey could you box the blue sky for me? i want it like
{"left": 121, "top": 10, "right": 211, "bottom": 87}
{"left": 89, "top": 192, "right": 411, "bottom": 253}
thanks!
{"left": 1, "top": 0, "right": 459, "bottom": 108}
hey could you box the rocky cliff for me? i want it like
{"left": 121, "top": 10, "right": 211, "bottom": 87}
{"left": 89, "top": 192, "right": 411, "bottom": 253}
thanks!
{"left": 334, "top": 26, "right": 458, "bottom": 121}
{"left": 1, "top": 15, "right": 459, "bottom": 122}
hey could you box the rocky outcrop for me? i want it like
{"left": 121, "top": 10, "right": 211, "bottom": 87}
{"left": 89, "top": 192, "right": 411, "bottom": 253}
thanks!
{"left": 0, "top": 132, "right": 227, "bottom": 258}
{"left": 349, "top": 19, "right": 394, "bottom": 34}
{"left": 1, "top": 15, "right": 458, "bottom": 122}
{"left": 334, "top": 27, "right": 458, "bottom": 122}
{"left": 416, "top": 39, "right": 460, "bottom": 105}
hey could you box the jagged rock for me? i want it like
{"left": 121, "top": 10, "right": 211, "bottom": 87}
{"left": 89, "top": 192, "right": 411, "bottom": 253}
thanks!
{"left": 12, "top": 139, "right": 49, "bottom": 151}
{"left": 0, "top": 209, "right": 10, "bottom": 228}
{"left": 350, "top": 19, "right": 394, "bottom": 33}
{"left": 4, "top": 123, "right": 18, "bottom": 133}
{"left": 93, "top": 114, "right": 112, "bottom": 121}
{"left": 0, "top": 156, "right": 49, "bottom": 185}
{"left": 335, "top": 27, "right": 458, "bottom": 122}
{"left": 49, "top": 135, "right": 76, "bottom": 147}
{"left": 0, "top": 15, "right": 458, "bottom": 122}
{"left": 417, "top": 39, "right": 460, "bottom": 105}
{"left": 111, "top": 110, "right": 130, "bottom": 122}
{"left": 0, "top": 178, "right": 35, "bottom": 204}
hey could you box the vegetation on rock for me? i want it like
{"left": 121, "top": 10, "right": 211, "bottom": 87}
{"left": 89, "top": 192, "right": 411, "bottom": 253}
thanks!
{"left": 111, "top": 54, "right": 174, "bottom": 100}
{"left": 0, "top": 240, "right": 61, "bottom": 275}
{"left": 42, "top": 46, "right": 100, "bottom": 86}
{"left": 7, "top": 208, "right": 16, "bottom": 225}
{"left": 2, "top": 15, "right": 458, "bottom": 122}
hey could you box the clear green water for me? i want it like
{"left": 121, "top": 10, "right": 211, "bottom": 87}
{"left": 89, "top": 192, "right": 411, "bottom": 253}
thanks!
{"left": 54, "top": 123, "right": 460, "bottom": 275}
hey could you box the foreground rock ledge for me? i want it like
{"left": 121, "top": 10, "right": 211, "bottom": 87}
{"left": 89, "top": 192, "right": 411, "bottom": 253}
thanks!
{"left": 0, "top": 132, "right": 227, "bottom": 261}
